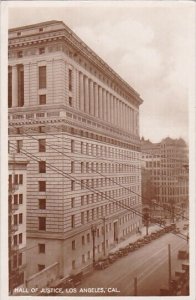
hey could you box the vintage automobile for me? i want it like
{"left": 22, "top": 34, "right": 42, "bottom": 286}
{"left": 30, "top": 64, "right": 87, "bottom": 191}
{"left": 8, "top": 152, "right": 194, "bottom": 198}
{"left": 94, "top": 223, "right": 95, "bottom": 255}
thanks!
{"left": 94, "top": 258, "right": 109, "bottom": 270}
{"left": 69, "top": 271, "right": 83, "bottom": 286}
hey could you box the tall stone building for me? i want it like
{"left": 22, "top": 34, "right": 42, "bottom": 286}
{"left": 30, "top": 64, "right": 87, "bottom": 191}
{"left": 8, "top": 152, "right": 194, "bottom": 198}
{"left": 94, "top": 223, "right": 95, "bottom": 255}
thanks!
{"left": 8, "top": 155, "right": 28, "bottom": 293}
{"left": 8, "top": 21, "right": 143, "bottom": 282}
{"left": 141, "top": 137, "right": 189, "bottom": 220}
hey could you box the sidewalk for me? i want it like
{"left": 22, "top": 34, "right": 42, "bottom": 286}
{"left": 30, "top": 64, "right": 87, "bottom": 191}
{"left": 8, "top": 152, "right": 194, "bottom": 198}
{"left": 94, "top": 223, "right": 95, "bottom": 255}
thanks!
{"left": 109, "top": 224, "right": 161, "bottom": 253}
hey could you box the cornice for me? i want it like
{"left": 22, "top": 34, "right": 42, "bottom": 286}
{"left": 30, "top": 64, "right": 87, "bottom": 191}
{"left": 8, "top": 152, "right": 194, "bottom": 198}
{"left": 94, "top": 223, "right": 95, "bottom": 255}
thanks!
{"left": 9, "top": 22, "right": 143, "bottom": 106}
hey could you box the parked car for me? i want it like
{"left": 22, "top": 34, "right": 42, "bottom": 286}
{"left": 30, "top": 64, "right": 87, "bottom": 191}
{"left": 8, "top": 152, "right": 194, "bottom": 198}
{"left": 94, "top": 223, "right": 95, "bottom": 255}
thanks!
{"left": 94, "top": 259, "right": 109, "bottom": 270}
{"left": 143, "top": 235, "right": 151, "bottom": 243}
{"left": 69, "top": 271, "right": 83, "bottom": 286}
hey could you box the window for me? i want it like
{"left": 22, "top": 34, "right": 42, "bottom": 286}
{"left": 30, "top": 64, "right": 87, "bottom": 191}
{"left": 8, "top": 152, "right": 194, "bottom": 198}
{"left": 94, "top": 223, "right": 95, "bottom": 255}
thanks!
{"left": 13, "top": 255, "right": 17, "bottom": 268}
{"left": 69, "top": 97, "right": 72, "bottom": 106}
{"left": 68, "top": 69, "right": 72, "bottom": 91}
{"left": 17, "top": 32, "right": 21, "bottom": 36}
{"left": 81, "top": 180, "right": 84, "bottom": 189}
{"left": 38, "top": 264, "right": 45, "bottom": 272}
{"left": 14, "top": 194, "right": 18, "bottom": 204}
{"left": 18, "top": 253, "right": 22, "bottom": 266}
{"left": 39, "top": 94, "right": 46, "bottom": 105}
{"left": 71, "top": 140, "right": 74, "bottom": 153}
{"left": 17, "top": 140, "right": 23, "bottom": 153}
{"left": 81, "top": 196, "right": 84, "bottom": 206}
{"left": 13, "top": 235, "right": 17, "bottom": 245}
{"left": 72, "top": 260, "right": 75, "bottom": 269}
{"left": 39, "top": 217, "right": 46, "bottom": 230}
{"left": 39, "top": 161, "right": 46, "bottom": 173}
{"left": 17, "top": 51, "right": 23, "bottom": 58}
{"left": 71, "top": 215, "right": 75, "bottom": 228}
{"left": 71, "top": 197, "right": 75, "bottom": 208}
{"left": 71, "top": 161, "right": 74, "bottom": 173}
{"left": 39, "top": 47, "right": 45, "bottom": 55}
{"left": 87, "top": 210, "right": 89, "bottom": 222}
{"left": 39, "top": 66, "right": 46, "bottom": 89}
{"left": 82, "top": 235, "right": 85, "bottom": 245}
{"left": 14, "top": 174, "right": 18, "bottom": 185}
{"left": 19, "top": 213, "right": 23, "bottom": 224}
{"left": 39, "top": 126, "right": 45, "bottom": 133}
{"left": 39, "top": 199, "right": 46, "bottom": 209}
{"left": 87, "top": 233, "right": 90, "bottom": 243}
{"left": 19, "top": 174, "right": 23, "bottom": 184}
{"left": 39, "top": 181, "right": 46, "bottom": 192}
{"left": 82, "top": 255, "right": 85, "bottom": 263}
{"left": 38, "top": 243, "right": 45, "bottom": 253}
{"left": 81, "top": 212, "right": 84, "bottom": 224}
{"left": 72, "top": 240, "right": 76, "bottom": 250}
{"left": 88, "top": 251, "right": 90, "bottom": 260}
{"left": 39, "top": 139, "right": 46, "bottom": 152}
{"left": 81, "top": 162, "right": 84, "bottom": 173}
{"left": 19, "top": 194, "right": 23, "bottom": 204}
{"left": 14, "top": 214, "right": 18, "bottom": 225}
{"left": 71, "top": 180, "right": 75, "bottom": 191}
{"left": 39, "top": 27, "right": 43, "bottom": 32}
{"left": 19, "top": 233, "right": 22, "bottom": 244}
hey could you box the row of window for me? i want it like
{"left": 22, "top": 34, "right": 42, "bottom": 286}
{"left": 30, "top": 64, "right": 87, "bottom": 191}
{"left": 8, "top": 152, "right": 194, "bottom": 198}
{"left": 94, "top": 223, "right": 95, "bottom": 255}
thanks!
{"left": 13, "top": 138, "right": 140, "bottom": 161}
{"left": 72, "top": 140, "right": 139, "bottom": 160}
{"left": 72, "top": 161, "right": 139, "bottom": 174}
{"left": 10, "top": 252, "right": 23, "bottom": 270}
{"left": 13, "top": 233, "right": 23, "bottom": 245}
{"left": 38, "top": 208, "right": 138, "bottom": 230}
{"left": 9, "top": 194, "right": 23, "bottom": 205}
{"left": 9, "top": 174, "right": 23, "bottom": 186}
{"left": 38, "top": 195, "right": 138, "bottom": 211}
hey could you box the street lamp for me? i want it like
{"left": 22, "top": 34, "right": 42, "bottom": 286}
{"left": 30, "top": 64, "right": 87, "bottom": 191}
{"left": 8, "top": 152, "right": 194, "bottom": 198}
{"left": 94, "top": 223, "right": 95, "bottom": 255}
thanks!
{"left": 91, "top": 224, "right": 97, "bottom": 267}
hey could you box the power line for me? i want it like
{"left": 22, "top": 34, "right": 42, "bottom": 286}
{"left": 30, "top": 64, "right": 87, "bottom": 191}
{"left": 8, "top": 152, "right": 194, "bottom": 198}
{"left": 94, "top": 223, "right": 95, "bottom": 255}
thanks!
{"left": 10, "top": 123, "right": 189, "bottom": 165}
{"left": 10, "top": 129, "right": 189, "bottom": 221}
{"left": 9, "top": 143, "right": 188, "bottom": 242}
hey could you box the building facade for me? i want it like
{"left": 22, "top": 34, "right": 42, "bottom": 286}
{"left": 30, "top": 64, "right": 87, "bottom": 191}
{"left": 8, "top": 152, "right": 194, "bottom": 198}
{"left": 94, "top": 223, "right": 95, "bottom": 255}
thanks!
{"left": 8, "top": 155, "right": 28, "bottom": 294}
{"left": 141, "top": 137, "right": 189, "bottom": 221}
{"left": 8, "top": 21, "right": 143, "bottom": 282}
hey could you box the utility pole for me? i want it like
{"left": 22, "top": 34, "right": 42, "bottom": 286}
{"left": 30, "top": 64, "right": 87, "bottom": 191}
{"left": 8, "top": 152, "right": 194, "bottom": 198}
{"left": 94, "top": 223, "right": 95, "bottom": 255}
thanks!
{"left": 168, "top": 244, "right": 171, "bottom": 290}
{"left": 102, "top": 217, "right": 106, "bottom": 257}
{"left": 91, "top": 224, "right": 97, "bottom": 267}
{"left": 134, "top": 277, "right": 137, "bottom": 296}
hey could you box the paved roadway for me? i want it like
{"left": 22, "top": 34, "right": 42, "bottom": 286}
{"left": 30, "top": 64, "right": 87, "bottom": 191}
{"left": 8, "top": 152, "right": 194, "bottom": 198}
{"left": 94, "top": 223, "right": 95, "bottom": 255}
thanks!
{"left": 68, "top": 228, "right": 189, "bottom": 296}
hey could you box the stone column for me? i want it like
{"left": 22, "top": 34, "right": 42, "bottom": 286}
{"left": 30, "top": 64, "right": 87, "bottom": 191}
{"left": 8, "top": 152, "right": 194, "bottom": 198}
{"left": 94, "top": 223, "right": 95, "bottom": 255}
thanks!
{"left": 94, "top": 84, "right": 99, "bottom": 117}
{"left": 110, "top": 94, "right": 114, "bottom": 124}
{"left": 84, "top": 76, "right": 89, "bottom": 113}
{"left": 79, "top": 72, "right": 84, "bottom": 111}
{"left": 12, "top": 65, "right": 18, "bottom": 107}
{"left": 98, "top": 86, "right": 102, "bottom": 119}
{"left": 103, "top": 89, "right": 106, "bottom": 121}
{"left": 89, "top": 80, "right": 94, "bottom": 115}
{"left": 107, "top": 92, "right": 110, "bottom": 123}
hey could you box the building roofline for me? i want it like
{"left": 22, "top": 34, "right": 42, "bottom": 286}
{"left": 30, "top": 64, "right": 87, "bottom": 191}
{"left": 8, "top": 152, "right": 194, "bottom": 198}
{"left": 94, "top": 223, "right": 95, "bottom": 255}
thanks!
{"left": 9, "top": 20, "right": 143, "bottom": 104}
{"left": 9, "top": 20, "right": 63, "bottom": 32}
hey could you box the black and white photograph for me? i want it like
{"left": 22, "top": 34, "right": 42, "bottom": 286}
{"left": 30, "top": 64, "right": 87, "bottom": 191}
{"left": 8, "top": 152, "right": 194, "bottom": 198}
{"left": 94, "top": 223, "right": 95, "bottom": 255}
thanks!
{"left": 0, "top": 1, "right": 195, "bottom": 299}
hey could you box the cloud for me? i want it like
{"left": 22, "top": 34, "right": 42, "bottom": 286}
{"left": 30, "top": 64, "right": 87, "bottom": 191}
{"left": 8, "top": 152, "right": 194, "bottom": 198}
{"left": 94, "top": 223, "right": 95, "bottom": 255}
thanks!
{"left": 8, "top": 4, "right": 194, "bottom": 143}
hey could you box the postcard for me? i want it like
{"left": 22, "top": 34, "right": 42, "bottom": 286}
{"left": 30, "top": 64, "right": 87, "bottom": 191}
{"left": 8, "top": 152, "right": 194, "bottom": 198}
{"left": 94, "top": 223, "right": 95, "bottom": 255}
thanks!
{"left": 0, "top": 1, "right": 195, "bottom": 300}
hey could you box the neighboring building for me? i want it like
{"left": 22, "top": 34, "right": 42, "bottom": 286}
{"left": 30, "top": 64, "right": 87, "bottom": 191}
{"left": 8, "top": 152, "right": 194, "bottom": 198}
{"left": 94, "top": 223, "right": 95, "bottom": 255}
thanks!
{"left": 141, "top": 137, "right": 189, "bottom": 220}
{"left": 8, "top": 154, "right": 28, "bottom": 294}
{"left": 8, "top": 20, "right": 143, "bottom": 283}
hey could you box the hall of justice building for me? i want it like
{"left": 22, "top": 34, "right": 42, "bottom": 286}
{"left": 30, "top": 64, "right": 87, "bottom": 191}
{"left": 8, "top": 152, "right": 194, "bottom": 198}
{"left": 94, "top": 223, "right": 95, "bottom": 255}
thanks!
{"left": 8, "top": 20, "right": 143, "bottom": 285}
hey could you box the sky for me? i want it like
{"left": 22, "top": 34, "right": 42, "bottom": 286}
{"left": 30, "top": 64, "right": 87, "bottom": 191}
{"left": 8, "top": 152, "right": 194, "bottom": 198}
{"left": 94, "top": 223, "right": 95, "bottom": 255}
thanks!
{"left": 7, "top": 1, "right": 195, "bottom": 143}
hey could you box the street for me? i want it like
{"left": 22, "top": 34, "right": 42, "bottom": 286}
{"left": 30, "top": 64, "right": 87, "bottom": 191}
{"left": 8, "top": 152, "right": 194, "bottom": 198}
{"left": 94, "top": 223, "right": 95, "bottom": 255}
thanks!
{"left": 69, "top": 228, "right": 188, "bottom": 296}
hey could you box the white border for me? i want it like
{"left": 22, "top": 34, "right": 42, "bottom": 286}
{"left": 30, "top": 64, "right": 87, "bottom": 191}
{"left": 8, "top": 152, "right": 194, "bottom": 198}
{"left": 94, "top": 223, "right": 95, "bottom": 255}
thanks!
{"left": 1, "top": 1, "right": 195, "bottom": 300}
